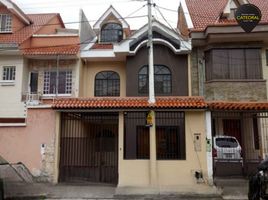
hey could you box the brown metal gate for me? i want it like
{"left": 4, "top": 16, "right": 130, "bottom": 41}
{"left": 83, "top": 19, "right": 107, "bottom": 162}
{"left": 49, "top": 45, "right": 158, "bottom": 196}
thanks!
{"left": 59, "top": 112, "right": 118, "bottom": 184}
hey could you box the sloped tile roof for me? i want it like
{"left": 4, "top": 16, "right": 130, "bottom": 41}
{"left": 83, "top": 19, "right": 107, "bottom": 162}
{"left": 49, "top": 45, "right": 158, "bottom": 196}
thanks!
{"left": 186, "top": 0, "right": 268, "bottom": 31}
{"left": 0, "top": 13, "right": 58, "bottom": 44}
{"left": 23, "top": 44, "right": 80, "bottom": 55}
{"left": 52, "top": 96, "right": 207, "bottom": 109}
{"left": 208, "top": 101, "right": 268, "bottom": 111}
{"left": 91, "top": 43, "right": 113, "bottom": 49}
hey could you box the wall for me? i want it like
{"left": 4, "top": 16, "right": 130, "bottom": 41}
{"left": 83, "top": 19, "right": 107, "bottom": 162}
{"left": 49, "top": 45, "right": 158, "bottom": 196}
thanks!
{"left": 118, "top": 111, "right": 209, "bottom": 190}
{"left": 81, "top": 61, "right": 126, "bottom": 97}
{"left": 205, "top": 81, "right": 267, "bottom": 101}
{"left": 0, "top": 56, "right": 26, "bottom": 118}
{"left": 126, "top": 44, "right": 189, "bottom": 97}
{"left": 0, "top": 108, "right": 56, "bottom": 181}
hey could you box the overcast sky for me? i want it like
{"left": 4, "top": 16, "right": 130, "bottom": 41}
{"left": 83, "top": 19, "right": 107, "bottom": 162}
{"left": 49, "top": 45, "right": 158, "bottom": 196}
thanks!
{"left": 13, "top": 0, "right": 180, "bottom": 30}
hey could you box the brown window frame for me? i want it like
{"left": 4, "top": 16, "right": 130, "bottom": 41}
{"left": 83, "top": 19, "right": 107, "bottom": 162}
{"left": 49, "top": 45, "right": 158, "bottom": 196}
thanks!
{"left": 205, "top": 48, "right": 262, "bottom": 81}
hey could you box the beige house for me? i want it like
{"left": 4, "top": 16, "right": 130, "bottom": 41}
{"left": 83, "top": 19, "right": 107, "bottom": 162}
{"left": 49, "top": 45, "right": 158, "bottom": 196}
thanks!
{"left": 51, "top": 6, "right": 216, "bottom": 194}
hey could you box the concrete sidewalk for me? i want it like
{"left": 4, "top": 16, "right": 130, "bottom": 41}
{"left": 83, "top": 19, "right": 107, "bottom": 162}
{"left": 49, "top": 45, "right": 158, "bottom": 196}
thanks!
{"left": 3, "top": 178, "right": 248, "bottom": 200}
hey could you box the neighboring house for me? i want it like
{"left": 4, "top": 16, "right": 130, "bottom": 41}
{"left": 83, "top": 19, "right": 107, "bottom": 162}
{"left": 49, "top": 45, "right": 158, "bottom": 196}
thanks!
{"left": 0, "top": 0, "right": 79, "bottom": 181}
{"left": 178, "top": 0, "right": 268, "bottom": 176}
{"left": 51, "top": 6, "right": 215, "bottom": 193}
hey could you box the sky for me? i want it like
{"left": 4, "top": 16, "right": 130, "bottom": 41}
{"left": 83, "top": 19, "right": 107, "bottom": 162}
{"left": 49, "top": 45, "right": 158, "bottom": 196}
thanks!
{"left": 12, "top": 0, "right": 180, "bottom": 30}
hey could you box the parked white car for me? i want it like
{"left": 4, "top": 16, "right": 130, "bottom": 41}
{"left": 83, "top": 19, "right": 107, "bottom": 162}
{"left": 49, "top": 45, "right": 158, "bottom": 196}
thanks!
{"left": 213, "top": 135, "right": 242, "bottom": 161}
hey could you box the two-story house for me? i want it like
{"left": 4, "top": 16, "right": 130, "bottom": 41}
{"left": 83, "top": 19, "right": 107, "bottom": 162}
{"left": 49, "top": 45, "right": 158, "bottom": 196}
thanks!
{"left": 0, "top": 0, "right": 79, "bottom": 181}
{"left": 52, "top": 6, "right": 216, "bottom": 194}
{"left": 178, "top": 0, "right": 268, "bottom": 177}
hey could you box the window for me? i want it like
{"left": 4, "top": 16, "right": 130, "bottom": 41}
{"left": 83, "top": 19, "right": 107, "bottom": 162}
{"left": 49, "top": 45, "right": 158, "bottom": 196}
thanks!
{"left": 205, "top": 49, "right": 262, "bottom": 80}
{"left": 156, "top": 112, "right": 185, "bottom": 160}
{"left": 2, "top": 66, "right": 15, "bottom": 81}
{"left": 95, "top": 71, "right": 120, "bottom": 96}
{"left": 43, "top": 70, "right": 72, "bottom": 95}
{"left": 124, "top": 111, "right": 185, "bottom": 160}
{"left": 30, "top": 72, "right": 38, "bottom": 93}
{"left": 0, "top": 14, "right": 12, "bottom": 33}
{"left": 138, "top": 65, "right": 171, "bottom": 95}
{"left": 100, "top": 23, "right": 123, "bottom": 43}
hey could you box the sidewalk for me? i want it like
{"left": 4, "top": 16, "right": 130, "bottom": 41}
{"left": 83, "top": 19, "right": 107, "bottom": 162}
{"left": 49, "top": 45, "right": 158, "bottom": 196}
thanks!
{"left": 3, "top": 179, "right": 248, "bottom": 200}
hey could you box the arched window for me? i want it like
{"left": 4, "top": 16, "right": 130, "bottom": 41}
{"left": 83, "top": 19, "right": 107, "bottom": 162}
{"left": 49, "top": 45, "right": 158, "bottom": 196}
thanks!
{"left": 138, "top": 65, "right": 171, "bottom": 95}
{"left": 95, "top": 71, "right": 120, "bottom": 96}
{"left": 100, "top": 23, "right": 123, "bottom": 43}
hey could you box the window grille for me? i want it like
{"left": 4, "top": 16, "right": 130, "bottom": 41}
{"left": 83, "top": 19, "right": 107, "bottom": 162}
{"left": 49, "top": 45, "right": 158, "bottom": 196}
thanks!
{"left": 2, "top": 66, "right": 15, "bottom": 80}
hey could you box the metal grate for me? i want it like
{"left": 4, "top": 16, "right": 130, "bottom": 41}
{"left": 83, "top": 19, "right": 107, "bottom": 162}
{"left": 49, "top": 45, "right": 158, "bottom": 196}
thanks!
{"left": 59, "top": 112, "right": 118, "bottom": 184}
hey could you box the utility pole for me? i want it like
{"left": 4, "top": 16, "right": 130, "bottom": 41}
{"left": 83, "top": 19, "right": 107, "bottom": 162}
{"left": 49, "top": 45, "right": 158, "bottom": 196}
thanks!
{"left": 148, "top": 0, "right": 155, "bottom": 104}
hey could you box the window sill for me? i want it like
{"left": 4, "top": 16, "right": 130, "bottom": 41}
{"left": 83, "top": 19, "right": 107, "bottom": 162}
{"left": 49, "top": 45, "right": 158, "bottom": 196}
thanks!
{"left": 0, "top": 81, "right": 15, "bottom": 86}
{"left": 42, "top": 94, "right": 72, "bottom": 99}
{"left": 0, "top": 123, "right": 26, "bottom": 127}
{"left": 206, "top": 79, "right": 265, "bottom": 83}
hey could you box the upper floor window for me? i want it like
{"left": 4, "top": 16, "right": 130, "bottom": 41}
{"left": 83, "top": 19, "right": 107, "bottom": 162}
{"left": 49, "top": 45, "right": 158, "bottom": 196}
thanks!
{"left": 95, "top": 71, "right": 120, "bottom": 96}
{"left": 2, "top": 66, "right": 15, "bottom": 81}
{"left": 100, "top": 23, "right": 123, "bottom": 43}
{"left": 43, "top": 70, "right": 72, "bottom": 95}
{"left": 205, "top": 48, "right": 262, "bottom": 81}
{"left": 0, "top": 14, "right": 12, "bottom": 33}
{"left": 138, "top": 65, "right": 172, "bottom": 95}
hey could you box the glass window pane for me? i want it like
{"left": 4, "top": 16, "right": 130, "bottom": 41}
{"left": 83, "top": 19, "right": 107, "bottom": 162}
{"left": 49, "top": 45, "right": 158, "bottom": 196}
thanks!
{"left": 95, "top": 71, "right": 120, "bottom": 96}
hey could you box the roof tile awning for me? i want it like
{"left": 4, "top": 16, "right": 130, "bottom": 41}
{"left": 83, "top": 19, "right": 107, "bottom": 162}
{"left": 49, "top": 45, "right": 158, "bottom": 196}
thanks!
{"left": 208, "top": 101, "right": 268, "bottom": 111}
{"left": 52, "top": 97, "right": 207, "bottom": 109}
{"left": 22, "top": 45, "right": 79, "bottom": 55}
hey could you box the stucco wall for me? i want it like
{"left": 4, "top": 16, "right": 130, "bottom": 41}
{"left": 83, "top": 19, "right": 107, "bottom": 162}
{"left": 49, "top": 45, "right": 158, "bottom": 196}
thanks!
{"left": 118, "top": 111, "right": 209, "bottom": 189}
{"left": 81, "top": 61, "right": 126, "bottom": 97}
{"left": 0, "top": 108, "right": 56, "bottom": 181}
{"left": 0, "top": 56, "right": 26, "bottom": 118}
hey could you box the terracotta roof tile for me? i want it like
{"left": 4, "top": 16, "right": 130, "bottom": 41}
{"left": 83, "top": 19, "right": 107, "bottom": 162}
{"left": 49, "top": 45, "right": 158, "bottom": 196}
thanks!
{"left": 186, "top": 0, "right": 268, "bottom": 31}
{"left": 91, "top": 43, "right": 113, "bottom": 49}
{"left": 23, "top": 44, "right": 80, "bottom": 55}
{"left": 0, "top": 14, "right": 57, "bottom": 45}
{"left": 208, "top": 101, "right": 268, "bottom": 111}
{"left": 52, "top": 96, "right": 207, "bottom": 109}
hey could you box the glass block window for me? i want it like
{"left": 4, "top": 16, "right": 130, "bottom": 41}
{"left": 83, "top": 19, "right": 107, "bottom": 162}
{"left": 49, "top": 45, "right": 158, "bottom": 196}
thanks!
{"left": 0, "top": 14, "right": 12, "bottom": 33}
{"left": 2, "top": 66, "right": 15, "bottom": 80}
{"left": 43, "top": 70, "right": 72, "bottom": 95}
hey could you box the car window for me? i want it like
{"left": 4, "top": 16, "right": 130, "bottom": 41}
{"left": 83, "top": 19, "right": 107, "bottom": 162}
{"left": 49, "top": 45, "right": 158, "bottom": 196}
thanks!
{"left": 215, "top": 138, "right": 238, "bottom": 148}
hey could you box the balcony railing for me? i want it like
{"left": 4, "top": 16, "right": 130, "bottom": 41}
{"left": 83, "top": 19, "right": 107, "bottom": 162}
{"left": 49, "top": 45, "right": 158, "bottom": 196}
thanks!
{"left": 24, "top": 92, "right": 42, "bottom": 106}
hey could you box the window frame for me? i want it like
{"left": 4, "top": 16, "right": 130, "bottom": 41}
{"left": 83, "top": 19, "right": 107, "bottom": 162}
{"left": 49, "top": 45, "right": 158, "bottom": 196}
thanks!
{"left": 100, "top": 23, "right": 123, "bottom": 43}
{"left": 138, "top": 65, "right": 172, "bottom": 95}
{"left": 94, "top": 71, "right": 120, "bottom": 97}
{"left": 205, "top": 48, "right": 262, "bottom": 81}
{"left": 0, "top": 14, "right": 12, "bottom": 33}
{"left": 2, "top": 66, "right": 16, "bottom": 81}
{"left": 43, "top": 70, "right": 72, "bottom": 96}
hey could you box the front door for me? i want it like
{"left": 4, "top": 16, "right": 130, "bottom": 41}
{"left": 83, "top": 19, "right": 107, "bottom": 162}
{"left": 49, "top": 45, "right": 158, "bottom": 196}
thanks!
{"left": 59, "top": 112, "right": 118, "bottom": 184}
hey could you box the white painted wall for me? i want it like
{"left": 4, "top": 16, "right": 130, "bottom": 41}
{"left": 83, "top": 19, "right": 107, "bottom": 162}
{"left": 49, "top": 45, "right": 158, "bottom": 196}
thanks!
{"left": 0, "top": 56, "right": 26, "bottom": 118}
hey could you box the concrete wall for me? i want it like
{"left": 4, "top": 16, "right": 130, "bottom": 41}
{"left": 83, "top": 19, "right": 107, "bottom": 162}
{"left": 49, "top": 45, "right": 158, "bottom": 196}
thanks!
{"left": 0, "top": 108, "right": 56, "bottom": 181}
{"left": 118, "top": 111, "right": 209, "bottom": 189}
{"left": 81, "top": 61, "right": 126, "bottom": 97}
{"left": 0, "top": 56, "right": 26, "bottom": 118}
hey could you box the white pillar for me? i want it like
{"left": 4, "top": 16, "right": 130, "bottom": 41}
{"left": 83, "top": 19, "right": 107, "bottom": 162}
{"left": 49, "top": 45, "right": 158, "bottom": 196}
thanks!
{"left": 149, "top": 110, "right": 157, "bottom": 186}
{"left": 205, "top": 111, "right": 213, "bottom": 185}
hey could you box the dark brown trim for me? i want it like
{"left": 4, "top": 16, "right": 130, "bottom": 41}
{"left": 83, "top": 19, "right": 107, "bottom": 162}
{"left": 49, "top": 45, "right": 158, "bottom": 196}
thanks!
{"left": 0, "top": 118, "right": 26, "bottom": 123}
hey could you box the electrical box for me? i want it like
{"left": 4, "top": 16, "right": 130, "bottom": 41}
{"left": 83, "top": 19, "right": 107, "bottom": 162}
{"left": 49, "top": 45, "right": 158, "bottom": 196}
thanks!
{"left": 194, "top": 133, "right": 201, "bottom": 152}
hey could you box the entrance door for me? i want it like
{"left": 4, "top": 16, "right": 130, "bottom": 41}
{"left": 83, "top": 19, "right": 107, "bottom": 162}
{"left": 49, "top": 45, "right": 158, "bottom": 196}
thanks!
{"left": 59, "top": 113, "right": 118, "bottom": 184}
